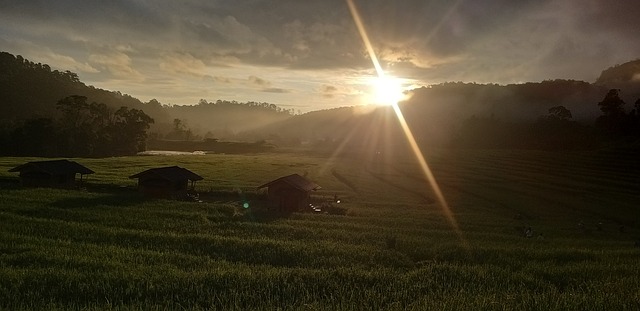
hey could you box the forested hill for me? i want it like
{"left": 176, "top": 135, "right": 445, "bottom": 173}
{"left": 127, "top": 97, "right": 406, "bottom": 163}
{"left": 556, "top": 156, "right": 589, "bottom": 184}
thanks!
{"left": 596, "top": 59, "right": 640, "bottom": 86}
{"left": 0, "top": 51, "right": 292, "bottom": 138}
{"left": 157, "top": 99, "right": 292, "bottom": 140}
{"left": 2, "top": 51, "right": 640, "bottom": 152}
{"left": 0, "top": 52, "right": 157, "bottom": 121}
{"left": 248, "top": 64, "right": 640, "bottom": 150}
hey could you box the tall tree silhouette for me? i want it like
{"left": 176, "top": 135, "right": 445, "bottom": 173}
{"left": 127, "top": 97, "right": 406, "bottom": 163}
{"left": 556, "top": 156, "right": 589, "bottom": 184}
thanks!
{"left": 598, "top": 89, "right": 626, "bottom": 117}
{"left": 596, "top": 89, "right": 633, "bottom": 137}
{"left": 548, "top": 106, "right": 572, "bottom": 120}
{"left": 112, "top": 107, "right": 154, "bottom": 154}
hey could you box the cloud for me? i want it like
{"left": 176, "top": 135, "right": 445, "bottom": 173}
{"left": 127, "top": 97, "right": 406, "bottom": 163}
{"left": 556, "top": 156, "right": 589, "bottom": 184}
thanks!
{"left": 213, "top": 76, "right": 232, "bottom": 83}
{"left": 247, "top": 75, "right": 290, "bottom": 93}
{"left": 47, "top": 52, "right": 99, "bottom": 73}
{"left": 2, "top": 0, "right": 640, "bottom": 111}
{"left": 574, "top": 0, "right": 640, "bottom": 37}
{"left": 262, "top": 88, "right": 289, "bottom": 93}
{"left": 0, "top": 38, "right": 98, "bottom": 73}
{"left": 159, "top": 53, "right": 207, "bottom": 77}
{"left": 248, "top": 75, "right": 270, "bottom": 87}
{"left": 320, "top": 85, "right": 338, "bottom": 98}
{"left": 89, "top": 50, "right": 143, "bottom": 80}
{"left": 277, "top": 19, "right": 366, "bottom": 70}
{"left": 183, "top": 16, "right": 277, "bottom": 55}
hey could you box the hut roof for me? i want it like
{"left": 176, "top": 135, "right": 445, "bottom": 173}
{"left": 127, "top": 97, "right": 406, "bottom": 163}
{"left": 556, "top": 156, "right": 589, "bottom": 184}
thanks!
{"left": 258, "top": 174, "right": 321, "bottom": 192}
{"left": 129, "top": 166, "right": 203, "bottom": 182}
{"left": 9, "top": 159, "right": 94, "bottom": 175}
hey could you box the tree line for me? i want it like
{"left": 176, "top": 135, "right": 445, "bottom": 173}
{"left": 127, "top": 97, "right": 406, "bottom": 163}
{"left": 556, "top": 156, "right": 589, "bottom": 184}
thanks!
{"left": 0, "top": 51, "right": 295, "bottom": 143}
{"left": 0, "top": 52, "right": 146, "bottom": 121}
{"left": 0, "top": 95, "right": 153, "bottom": 157}
{"left": 2, "top": 51, "right": 640, "bottom": 155}
{"left": 452, "top": 89, "right": 640, "bottom": 150}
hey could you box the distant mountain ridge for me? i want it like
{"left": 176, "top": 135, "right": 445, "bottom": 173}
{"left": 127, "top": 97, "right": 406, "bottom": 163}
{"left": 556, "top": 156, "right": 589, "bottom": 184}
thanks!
{"left": 0, "top": 52, "right": 148, "bottom": 121}
{"left": 0, "top": 52, "right": 295, "bottom": 138}
{"left": 2, "top": 51, "right": 640, "bottom": 147}
{"left": 596, "top": 59, "right": 640, "bottom": 85}
{"left": 245, "top": 59, "right": 640, "bottom": 148}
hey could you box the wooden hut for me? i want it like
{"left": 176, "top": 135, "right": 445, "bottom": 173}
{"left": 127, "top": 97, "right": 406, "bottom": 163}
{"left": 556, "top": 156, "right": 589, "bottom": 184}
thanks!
{"left": 129, "top": 166, "right": 203, "bottom": 199}
{"left": 8, "top": 159, "right": 94, "bottom": 188}
{"left": 257, "top": 174, "right": 321, "bottom": 212}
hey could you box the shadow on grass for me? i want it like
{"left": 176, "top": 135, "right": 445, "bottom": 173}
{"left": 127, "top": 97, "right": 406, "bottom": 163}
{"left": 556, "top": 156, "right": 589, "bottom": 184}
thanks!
{"left": 200, "top": 191, "right": 296, "bottom": 222}
{"left": 49, "top": 192, "right": 146, "bottom": 209}
{"left": 0, "top": 177, "right": 20, "bottom": 190}
{"left": 199, "top": 190, "right": 267, "bottom": 202}
{"left": 243, "top": 208, "right": 295, "bottom": 223}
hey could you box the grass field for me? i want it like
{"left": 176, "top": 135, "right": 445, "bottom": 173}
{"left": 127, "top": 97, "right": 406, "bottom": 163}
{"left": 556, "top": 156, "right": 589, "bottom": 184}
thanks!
{"left": 0, "top": 149, "right": 639, "bottom": 310}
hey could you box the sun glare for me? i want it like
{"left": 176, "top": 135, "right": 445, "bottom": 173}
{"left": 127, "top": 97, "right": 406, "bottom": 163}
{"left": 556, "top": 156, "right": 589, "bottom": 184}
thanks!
{"left": 347, "top": 0, "right": 466, "bottom": 247}
{"left": 371, "top": 75, "right": 405, "bottom": 106}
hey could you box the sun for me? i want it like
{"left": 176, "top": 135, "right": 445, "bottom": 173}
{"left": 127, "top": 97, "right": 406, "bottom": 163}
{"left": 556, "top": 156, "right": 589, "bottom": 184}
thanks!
{"left": 371, "top": 75, "right": 405, "bottom": 106}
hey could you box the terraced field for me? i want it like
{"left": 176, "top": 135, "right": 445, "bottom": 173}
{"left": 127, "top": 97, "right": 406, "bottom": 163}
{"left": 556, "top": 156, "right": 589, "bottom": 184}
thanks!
{"left": 0, "top": 149, "right": 638, "bottom": 310}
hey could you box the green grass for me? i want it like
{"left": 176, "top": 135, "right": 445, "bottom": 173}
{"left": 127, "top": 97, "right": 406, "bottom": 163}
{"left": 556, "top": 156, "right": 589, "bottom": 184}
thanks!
{"left": 0, "top": 150, "right": 639, "bottom": 310}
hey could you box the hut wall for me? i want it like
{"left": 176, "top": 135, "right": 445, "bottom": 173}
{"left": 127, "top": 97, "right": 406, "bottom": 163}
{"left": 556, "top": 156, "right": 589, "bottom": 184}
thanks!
{"left": 20, "top": 172, "right": 76, "bottom": 188}
{"left": 138, "top": 178, "right": 188, "bottom": 199}
{"left": 266, "top": 182, "right": 309, "bottom": 212}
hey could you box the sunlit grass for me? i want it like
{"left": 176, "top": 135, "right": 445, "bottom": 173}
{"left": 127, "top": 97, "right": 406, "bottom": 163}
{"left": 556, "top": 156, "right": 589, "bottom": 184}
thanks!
{"left": 0, "top": 150, "right": 639, "bottom": 309}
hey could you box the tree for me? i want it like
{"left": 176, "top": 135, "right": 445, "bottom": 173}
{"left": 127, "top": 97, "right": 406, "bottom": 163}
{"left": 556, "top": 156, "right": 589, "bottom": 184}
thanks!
{"left": 53, "top": 95, "right": 154, "bottom": 156}
{"left": 10, "top": 118, "right": 59, "bottom": 156}
{"left": 56, "top": 95, "right": 91, "bottom": 128}
{"left": 112, "top": 107, "right": 154, "bottom": 154}
{"left": 173, "top": 118, "right": 186, "bottom": 133}
{"left": 547, "top": 106, "right": 572, "bottom": 121}
{"left": 595, "top": 89, "right": 636, "bottom": 137}
{"left": 55, "top": 95, "right": 95, "bottom": 156}
{"left": 166, "top": 118, "right": 188, "bottom": 140}
{"left": 598, "top": 89, "right": 626, "bottom": 117}
{"left": 89, "top": 102, "right": 113, "bottom": 129}
{"left": 632, "top": 98, "right": 640, "bottom": 137}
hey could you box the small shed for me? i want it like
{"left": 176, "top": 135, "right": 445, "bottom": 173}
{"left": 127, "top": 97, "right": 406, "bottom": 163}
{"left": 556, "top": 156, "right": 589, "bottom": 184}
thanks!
{"left": 8, "top": 159, "right": 94, "bottom": 188}
{"left": 129, "top": 166, "right": 203, "bottom": 199}
{"left": 257, "top": 174, "right": 321, "bottom": 212}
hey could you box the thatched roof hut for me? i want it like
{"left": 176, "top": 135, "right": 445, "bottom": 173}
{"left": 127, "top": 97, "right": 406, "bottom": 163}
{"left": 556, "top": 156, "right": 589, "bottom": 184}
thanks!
{"left": 258, "top": 174, "right": 321, "bottom": 212}
{"left": 129, "top": 166, "right": 203, "bottom": 199}
{"left": 9, "top": 159, "right": 94, "bottom": 188}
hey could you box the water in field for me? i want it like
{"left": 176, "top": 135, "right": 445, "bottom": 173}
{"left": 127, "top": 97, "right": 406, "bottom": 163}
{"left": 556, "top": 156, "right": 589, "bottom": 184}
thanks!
{"left": 137, "top": 150, "right": 207, "bottom": 156}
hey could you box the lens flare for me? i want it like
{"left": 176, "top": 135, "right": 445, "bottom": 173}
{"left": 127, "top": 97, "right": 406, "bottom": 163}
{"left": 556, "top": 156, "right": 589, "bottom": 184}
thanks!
{"left": 346, "top": 0, "right": 466, "bottom": 245}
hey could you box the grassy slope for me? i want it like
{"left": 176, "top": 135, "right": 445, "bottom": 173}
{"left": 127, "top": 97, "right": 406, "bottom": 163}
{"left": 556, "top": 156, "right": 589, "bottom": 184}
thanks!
{"left": 0, "top": 150, "right": 638, "bottom": 310}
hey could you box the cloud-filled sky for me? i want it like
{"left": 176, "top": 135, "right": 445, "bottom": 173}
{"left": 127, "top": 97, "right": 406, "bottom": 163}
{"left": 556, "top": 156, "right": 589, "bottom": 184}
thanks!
{"left": 1, "top": 0, "right": 639, "bottom": 112}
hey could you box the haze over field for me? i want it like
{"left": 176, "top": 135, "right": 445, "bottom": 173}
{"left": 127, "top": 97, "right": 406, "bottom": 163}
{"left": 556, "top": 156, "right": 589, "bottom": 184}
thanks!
{"left": 2, "top": 0, "right": 640, "bottom": 111}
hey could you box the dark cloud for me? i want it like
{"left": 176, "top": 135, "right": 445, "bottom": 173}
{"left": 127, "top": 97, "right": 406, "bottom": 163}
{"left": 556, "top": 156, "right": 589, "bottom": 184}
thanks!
{"left": 354, "top": 0, "right": 542, "bottom": 58}
{"left": 246, "top": 76, "right": 289, "bottom": 93}
{"left": 1, "top": 0, "right": 639, "bottom": 110}
{"left": 320, "top": 85, "right": 338, "bottom": 98}
{"left": 261, "top": 88, "right": 289, "bottom": 93}
{"left": 576, "top": 0, "right": 640, "bottom": 37}
{"left": 248, "top": 75, "right": 269, "bottom": 86}
{"left": 213, "top": 76, "right": 232, "bottom": 83}
{"left": 0, "top": 0, "right": 170, "bottom": 36}
{"left": 322, "top": 85, "right": 338, "bottom": 92}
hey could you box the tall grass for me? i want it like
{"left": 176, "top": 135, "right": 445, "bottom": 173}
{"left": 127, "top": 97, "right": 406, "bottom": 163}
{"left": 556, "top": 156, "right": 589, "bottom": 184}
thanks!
{"left": 0, "top": 150, "right": 638, "bottom": 309}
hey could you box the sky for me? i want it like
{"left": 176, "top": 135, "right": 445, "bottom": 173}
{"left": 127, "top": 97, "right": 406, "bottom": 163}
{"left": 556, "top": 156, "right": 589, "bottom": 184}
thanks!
{"left": 1, "top": 0, "right": 640, "bottom": 112}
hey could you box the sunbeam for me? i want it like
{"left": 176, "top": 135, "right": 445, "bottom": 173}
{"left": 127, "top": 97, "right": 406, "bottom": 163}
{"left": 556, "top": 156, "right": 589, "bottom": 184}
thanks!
{"left": 346, "top": 0, "right": 466, "bottom": 245}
